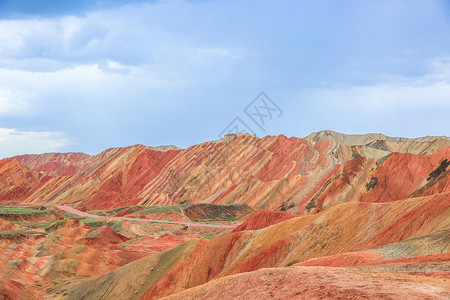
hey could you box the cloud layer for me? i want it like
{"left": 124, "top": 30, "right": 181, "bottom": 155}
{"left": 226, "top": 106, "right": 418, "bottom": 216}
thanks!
{"left": 0, "top": 128, "right": 70, "bottom": 158}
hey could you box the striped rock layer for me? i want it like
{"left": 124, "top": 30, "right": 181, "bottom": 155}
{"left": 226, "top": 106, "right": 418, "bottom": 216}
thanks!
{"left": 1, "top": 132, "right": 449, "bottom": 214}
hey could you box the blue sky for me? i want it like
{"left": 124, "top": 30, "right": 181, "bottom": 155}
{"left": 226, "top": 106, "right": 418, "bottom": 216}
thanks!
{"left": 0, "top": 0, "right": 449, "bottom": 157}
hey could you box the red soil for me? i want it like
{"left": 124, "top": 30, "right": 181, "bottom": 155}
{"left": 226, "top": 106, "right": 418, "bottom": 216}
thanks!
{"left": 232, "top": 209, "right": 297, "bottom": 232}
{"left": 161, "top": 267, "right": 450, "bottom": 300}
{"left": 297, "top": 252, "right": 450, "bottom": 268}
{"left": 0, "top": 159, "right": 49, "bottom": 203}
{"left": 361, "top": 146, "right": 450, "bottom": 202}
{"left": 81, "top": 225, "right": 129, "bottom": 246}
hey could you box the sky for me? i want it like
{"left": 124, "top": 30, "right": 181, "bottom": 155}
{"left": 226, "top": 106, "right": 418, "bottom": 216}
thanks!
{"left": 0, "top": 0, "right": 449, "bottom": 158}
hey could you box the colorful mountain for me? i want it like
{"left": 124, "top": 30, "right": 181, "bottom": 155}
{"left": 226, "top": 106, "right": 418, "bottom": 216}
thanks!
{"left": 0, "top": 131, "right": 448, "bottom": 299}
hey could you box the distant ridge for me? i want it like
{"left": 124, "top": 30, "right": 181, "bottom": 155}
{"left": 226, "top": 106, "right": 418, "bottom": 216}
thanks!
{"left": 305, "top": 130, "right": 450, "bottom": 145}
{"left": 305, "top": 130, "right": 450, "bottom": 155}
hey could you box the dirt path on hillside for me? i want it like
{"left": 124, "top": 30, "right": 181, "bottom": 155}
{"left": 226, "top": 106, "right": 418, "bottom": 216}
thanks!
{"left": 56, "top": 205, "right": 237, "bottom": 228}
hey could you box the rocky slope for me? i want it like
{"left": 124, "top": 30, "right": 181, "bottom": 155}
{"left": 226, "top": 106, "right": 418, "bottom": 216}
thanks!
{"left": 161, "top": 267, "right": 450, "bottom": 300}
{"left": 0, "top": 159, "right": 50, "bottom": 203}
{"left": 54, "top": 194, "right": 450, "bottom": 299}
{"left": 306, "top": 129, "right": 450, "bottom": 155}
{"left": 12, "top": 153, "right": 91, "bottom": 177}
{"left": 0, "top": 204, "right": 229, "bottom": 299}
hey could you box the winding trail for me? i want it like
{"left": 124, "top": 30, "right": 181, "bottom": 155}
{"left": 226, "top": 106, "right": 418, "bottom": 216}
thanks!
{"left": 56, "top": 205, "right": 237, "bottom": 228}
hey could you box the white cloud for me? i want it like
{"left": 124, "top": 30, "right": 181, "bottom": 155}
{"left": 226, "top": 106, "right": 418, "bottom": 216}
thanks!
{"left": 0, "top": 128, "right": 71, "bottom": 158}
{"left": 293, "top": 57, "right": 450, "bottom": 112}
{"left": 0, "top": 16, "right": 107, "bottom": 62}
{"left": 320, "top": 81, "right": 450, "bottom": 112}
{"left": 0, "top": 89, "right": 33, "bottom": 116}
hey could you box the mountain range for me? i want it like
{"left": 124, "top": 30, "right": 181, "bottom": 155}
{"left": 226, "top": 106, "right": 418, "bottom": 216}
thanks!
{"left": 0, "top": 130, "right": 448, "bottom": 299}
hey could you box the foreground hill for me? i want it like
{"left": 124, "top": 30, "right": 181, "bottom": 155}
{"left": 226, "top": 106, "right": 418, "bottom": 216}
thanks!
{"left": 0, "top": 204, "right": 232, "bottom": 299}
{"left": 161, "top": 267, "right": 449, "bottom": 300}
{"left": 53, "top": 194, "right": 449, "bottom": 299}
